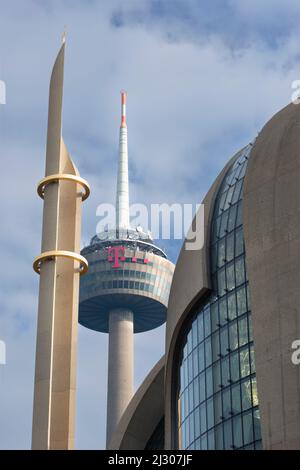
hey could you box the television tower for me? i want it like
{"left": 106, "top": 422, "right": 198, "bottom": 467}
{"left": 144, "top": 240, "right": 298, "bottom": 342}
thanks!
{"left": 79, "top": 92, "right": 174, "bottom": 446}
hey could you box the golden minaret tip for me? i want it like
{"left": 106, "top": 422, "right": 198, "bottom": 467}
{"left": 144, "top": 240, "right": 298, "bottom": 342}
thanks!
{"left": 62, "top": 27, "right": 67, "bottom": 44}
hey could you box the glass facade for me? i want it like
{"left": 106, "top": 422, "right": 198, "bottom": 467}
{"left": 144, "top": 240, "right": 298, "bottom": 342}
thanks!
{"left": 177, "top": 145, "right": 262, "bottom": 450}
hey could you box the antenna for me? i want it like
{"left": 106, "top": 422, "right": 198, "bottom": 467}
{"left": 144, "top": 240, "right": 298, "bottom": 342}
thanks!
{"left": 116, "top": 91, "right": 130, "bottom": 230}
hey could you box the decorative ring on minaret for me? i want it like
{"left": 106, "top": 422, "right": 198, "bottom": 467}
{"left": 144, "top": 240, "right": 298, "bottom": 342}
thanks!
{"left": 33, "top": 250, "right": 89, "bottom": 275}
{"left": 37, "top": 174, "right": 90, "bottom": 201}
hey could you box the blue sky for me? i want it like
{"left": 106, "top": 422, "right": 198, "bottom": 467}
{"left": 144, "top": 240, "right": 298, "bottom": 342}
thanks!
{"left": 0, "top": 0, "right": 300, "bottom": 449}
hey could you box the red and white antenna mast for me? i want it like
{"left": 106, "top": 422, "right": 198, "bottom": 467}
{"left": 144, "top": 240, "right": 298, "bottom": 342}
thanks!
{"left": 116, "top": 91, "right": 130, "bottom": 231}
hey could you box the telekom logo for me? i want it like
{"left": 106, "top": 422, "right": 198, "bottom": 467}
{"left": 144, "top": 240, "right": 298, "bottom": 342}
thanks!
{"left": 107, "top": 245, "right": 149, "bottom": 268}
{"left": 108, "top": 246, "right": 126, "bottom": 268}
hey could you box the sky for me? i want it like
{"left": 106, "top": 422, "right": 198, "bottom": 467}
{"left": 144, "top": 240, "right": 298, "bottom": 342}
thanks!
{"left": 0, "top": 0, "right": 300, "bottom": 450}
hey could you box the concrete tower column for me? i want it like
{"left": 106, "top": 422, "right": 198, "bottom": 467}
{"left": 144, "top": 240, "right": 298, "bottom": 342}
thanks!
{"left": 106, "top": 308, "right": 134, "bottom": 446}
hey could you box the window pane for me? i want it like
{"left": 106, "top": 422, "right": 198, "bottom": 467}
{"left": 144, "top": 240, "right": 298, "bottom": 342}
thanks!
{"left": 218, "top": 268, "right": 226, "bottom": 296}
{"left": 189, "top": 412, "right": 195, "bottom": 443}
{"left": 193, "top": 377, "right": 199, "bottom": 408}
{"left": 235, "top": 200, "right": 243, "bottom": 227}
{"left": 192, "top": 319, "right": 198, "bottom": 348}
{"left": 227, "top": 204, "right": 237, "bottom": 232}
{"left": 229, "top": 321, "right": 239, "bottom": 351}
{"left": 219, "top": 210, "right": 229, "bottom": 238}
{"left": 222, "top": 387, "right": 231, "bottom": 418}
{"left": 187, "top": 330, "right": 192, "bottom": 355}
{"left": 227, "top": 291, "right": 237, "bottom": 320}
{"left": 226, "top": 262, "right": 235, "bottom": 291}
{"left": 213, "top": 216, "right": 221, "bottom": 241}
{"left": 232, "top": 383, "right": 241, "bottom": 413}
{"left": 243, "top": 411, "right": 254, "bottom": 445}
{"left": 207, "top": 429, "right": 215, "bottom": 449}
{"left": 231, "top": 179, "right": 243, "bottom": 205}
{"left": 207, "top": 398, "right": 214, "bottom": 430}
{"left": 221, "top": 356, "right": 230, "bottom": 385}
{"left": 226, "top": 232, "right": 234, "bottom": 261}
{"left": 200, "top": 403, "right": 207, "bottom": 434}
{"left": 220, "top": 327, "right": 229, "bottom": 356}
{"left": 218, "top": 239, "right": 226, "bottom": 267}
{"left": 194, "top": 407, "right": 200, "bottom": 440}
{"left": 240, "top": 347, "right": 250, "bottom": 378}
{"left": 235, "top": 257, "right": 245, "bottom": 286}
{"left": 206, "top": 367, "right": 213, "bottom": 398}
{"left": 251, "top": 377, "right": 259, "bottom": 407}
{"left": 193, "top": 348, "right": 199, "bottom": 378}
{"left": 238, "top": 317, "right": 248, "bottom": 347}
{"left": 248, "top": 317, "right": 254, "bottom": 342}
{"left": 218, "top": 191, "right": 227, "bottom": 213}
{"left": 215, "top": 423, "right": 223, "bottom": 449}
{"left": 219, "top": 297, "right": 227, "bottom": 325}
{"left": 214, "top": 392, "right": 222, "bottom": 424}
{"left": 250, "top": 345, "right": 256, "bottom": 373}
{"left": 198, "top": 314, "right": 204, "bottom": 343}
{"left": 188, "top": 355, "right": 193, "bottom": 384}
{"left": 224, "top": 185, "right": 235, "bottom": 210}
{"left": 184, "top": 360, "right": 188, "bottom": 388}
{"left": 230, "top": 351, "right": 240, "bottom": 382}
{"left": 224, "top": 419, "right": 232, "bottom": 449}
{"left": 199, "top": 372, "right": 206, "bottom": 403}
{"left": 205, "top": 338, "right": 212, "bottom": 368}
{"left": 188, "top": 383, "right": 194, "bottom": 413}
{"left": 233, "top": 415, "right": 243, "bottom": 448}
{"left": 200, "top": 434, "right": 208, "bottom": 450}
{"left": 241, "top": 379, "right": 252, "bottom": 411}
{"left": 213, "top": 362, "right": 221, "bottom": 390}
{"left": 235, "top": 228, "right": 244, "bottom": 257}
{"left": 253, "top": 409, "right": 261, "bottom": 441}
{"left": 204, "top": 307, "right": 211, "bottom": 337}
{"left": 198, "top": 343, "right": 205, "bottom": 372}
{"left": 211, "top": 302, "right": 219, "bottom": 332}
{"left": 237, "top": 286, "right": 247, "bottom": 315}
{"left": 212, "top": 332, "right": 220, "bottom": 362}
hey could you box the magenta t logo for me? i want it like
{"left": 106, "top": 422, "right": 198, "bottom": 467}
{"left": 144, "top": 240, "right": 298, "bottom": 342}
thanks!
{"left": 108, "top": 246, "right": 125, "bottom": 268}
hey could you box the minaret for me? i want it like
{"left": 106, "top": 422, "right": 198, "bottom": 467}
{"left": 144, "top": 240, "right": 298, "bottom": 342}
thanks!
{"left": 116, "top": 91, "right": 130, "bottom": 231}
{"left": 32, "top": 40, "right": 90, "bottom": 449}
{"left": 106, "top": 92, "right": 134, "bottom": 445}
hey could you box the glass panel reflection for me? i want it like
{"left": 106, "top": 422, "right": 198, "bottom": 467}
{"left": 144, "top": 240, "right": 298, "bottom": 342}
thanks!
{"left": 177, "top": 145, "right": 261, "bottom": 450}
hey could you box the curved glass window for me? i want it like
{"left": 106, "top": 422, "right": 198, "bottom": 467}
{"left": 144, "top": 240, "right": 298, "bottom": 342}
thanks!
{"left": 177, "top": 145, "right": 262, "bottom": 450}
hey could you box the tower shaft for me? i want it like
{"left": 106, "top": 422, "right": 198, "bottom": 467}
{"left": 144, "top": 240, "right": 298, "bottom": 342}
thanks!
{"left": 116, "top": 91, "right": 129, "bottom": 230}
{"left": 106, "top": 308, "right": 134, "bottom": 446}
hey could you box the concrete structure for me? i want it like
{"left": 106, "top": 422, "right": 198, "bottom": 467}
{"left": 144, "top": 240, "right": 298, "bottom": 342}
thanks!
{"left": 108, "top": 356, "right": 165, "bottom": 450}
{"left": 107, "top": 308, "right": 134, "bottom": 445}
{"left": 243, "top": 103, "right": 300, "bottom": 449}
{"left": 32, "top": 41, "right": 90, "bottom": 450}
{"left": 79, "top": 92, "right": 175, "bottom": 446}
{"left": 108, "top": 102, "right": 300, "bottom": 450}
